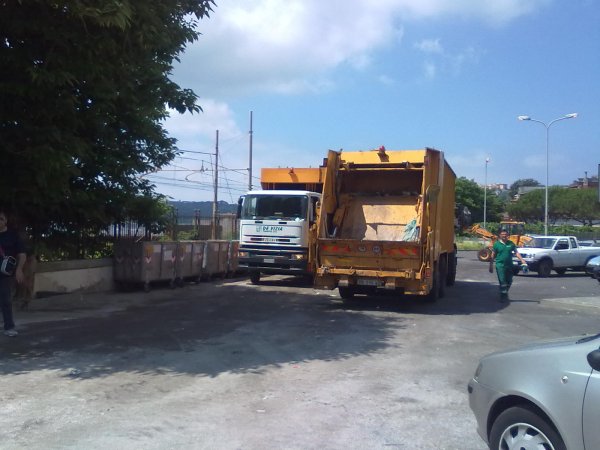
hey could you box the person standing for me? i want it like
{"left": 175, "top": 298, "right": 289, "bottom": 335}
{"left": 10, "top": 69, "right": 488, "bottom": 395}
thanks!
{"left": 489, "top": 229, "right": 527, "bottom": 302}
{"left": 0, "top": 209, "right": 26, "bottom": 336}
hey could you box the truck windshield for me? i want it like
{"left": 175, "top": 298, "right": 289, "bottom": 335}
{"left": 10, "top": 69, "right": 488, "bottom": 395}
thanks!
{"left": 242, "top": 195, "right": 308, "bottom": 220}
{"left": 524, "top": 237, "right": 556, "bottom": 249}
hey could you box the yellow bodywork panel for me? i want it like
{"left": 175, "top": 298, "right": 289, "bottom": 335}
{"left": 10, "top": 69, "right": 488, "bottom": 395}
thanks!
{"left": 260, "top": 167, "right": 325, "bottom": 192}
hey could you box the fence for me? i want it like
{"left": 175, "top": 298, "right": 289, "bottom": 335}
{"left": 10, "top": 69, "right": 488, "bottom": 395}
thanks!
{"left": 173, "top": 213, "right": 239, "bottom": 241}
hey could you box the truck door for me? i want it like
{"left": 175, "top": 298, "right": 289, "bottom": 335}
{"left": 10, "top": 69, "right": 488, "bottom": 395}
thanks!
{"left": 555, "top": 238, "right": 575, "bottom": 267}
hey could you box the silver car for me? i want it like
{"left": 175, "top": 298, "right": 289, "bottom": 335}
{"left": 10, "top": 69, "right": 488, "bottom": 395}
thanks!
{"left": 586, "top": 255, "right": 600, "bottom": 282}
{"left": 468, "top": 333, "right": 600, "bottom": 450}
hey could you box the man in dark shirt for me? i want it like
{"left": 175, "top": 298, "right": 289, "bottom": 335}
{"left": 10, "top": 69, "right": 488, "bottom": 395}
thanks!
{"left": 0, "top": 209, "right": 26, "bottom": 337}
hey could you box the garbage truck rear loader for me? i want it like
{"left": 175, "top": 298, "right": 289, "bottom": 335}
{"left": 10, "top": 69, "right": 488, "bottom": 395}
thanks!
{"left": 314, "top": 147, "right": 457, "bottom": 301}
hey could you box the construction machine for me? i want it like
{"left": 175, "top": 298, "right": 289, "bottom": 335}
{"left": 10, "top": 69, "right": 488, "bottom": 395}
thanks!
{"left": 469, "top": 221, "right": 531, "bottom": 262}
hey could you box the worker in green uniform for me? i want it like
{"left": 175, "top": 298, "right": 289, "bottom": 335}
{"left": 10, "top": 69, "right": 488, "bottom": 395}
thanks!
{"left": 489, "top": 229, "right": 528, "bottom": 302}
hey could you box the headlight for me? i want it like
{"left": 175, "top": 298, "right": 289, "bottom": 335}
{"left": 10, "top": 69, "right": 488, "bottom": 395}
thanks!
{"left": 291, "top": 254, "right": 306, "bottom": 260}
{"left": 238, "top": 251, "right": 249, "bottom": 258}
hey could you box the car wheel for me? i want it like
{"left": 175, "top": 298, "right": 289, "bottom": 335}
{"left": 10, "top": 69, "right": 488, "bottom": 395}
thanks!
{"left": 537, "top": 260, "right": 552, "bottom": 278}
{"left": 250, "top": 272, "right": 261, "bottom": 284}
{"left": 554, "top": 268, "right": 566, "bottom": 276}
{"left": 338, "top": 286, "right": 355, "bottom": 300}
{"left": 490, "top": 405, "right": 566, "bottom": 450}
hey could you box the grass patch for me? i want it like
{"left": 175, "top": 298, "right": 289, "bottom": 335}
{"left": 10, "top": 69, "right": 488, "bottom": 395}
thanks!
{"left": 456, "top": 238, "right": 487, "bottom": 251}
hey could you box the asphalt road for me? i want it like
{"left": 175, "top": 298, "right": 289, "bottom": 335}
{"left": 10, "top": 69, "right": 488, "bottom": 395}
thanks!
{"left": 1, "top": 251, "right": 599, "bottom": 450}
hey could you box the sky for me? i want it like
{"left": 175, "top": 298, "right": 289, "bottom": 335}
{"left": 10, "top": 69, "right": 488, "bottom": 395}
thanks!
{"left": 152, "top": 0, "right": 600, "bottom": 203}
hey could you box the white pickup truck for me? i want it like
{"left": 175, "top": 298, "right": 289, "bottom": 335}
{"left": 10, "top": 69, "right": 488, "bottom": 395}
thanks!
{"left": 517, "top": 236, "right": 600, "bottom": 277}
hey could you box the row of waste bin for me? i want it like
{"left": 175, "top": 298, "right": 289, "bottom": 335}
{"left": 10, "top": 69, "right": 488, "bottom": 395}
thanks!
{"left": 113, "top": 240, "right": 241, "bottom": 291}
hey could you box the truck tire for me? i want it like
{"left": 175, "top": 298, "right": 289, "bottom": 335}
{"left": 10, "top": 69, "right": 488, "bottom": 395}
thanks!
{"left": 537, "top": 260, "right": 552, "bottom": 278}
{"left": 478, "top": 248, "right": 492, "bottom": 262}
{"left": 250, "top": 272, "right": 261, "bottom": 284}
{"left": 424, "top": 263, "right": 440, "bottom": 303}
{"left": 338, "top": 286, "right": 355, "bottom": 300}
{"left": 446, "top": 251, "right": 457, "bottom": 286}
{"left": 438, "top": 257, "right": 447, "bottom": 298}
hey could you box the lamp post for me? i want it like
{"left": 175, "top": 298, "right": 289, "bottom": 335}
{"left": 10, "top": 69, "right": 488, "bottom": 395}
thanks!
{"left": 517, "top": 113, "right": 578, "bottom": 235}
{"left": 483, "top": 157, "right": 490, "bottom": 230}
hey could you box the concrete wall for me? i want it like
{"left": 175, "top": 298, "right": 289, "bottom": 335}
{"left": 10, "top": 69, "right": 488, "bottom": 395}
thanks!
{"left": 35, "top": 258, "right": 114, "bottom": 297}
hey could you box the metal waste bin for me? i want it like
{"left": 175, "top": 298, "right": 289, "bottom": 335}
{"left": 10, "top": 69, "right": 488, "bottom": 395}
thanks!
{"left": 191, "top": 241, "right": 205, "bottom": 280}
{"left": 227, "top": 240, "right": 240, "bottom": 276}
{"left": 175, "top": 241, "right": 194, "bottom": 283}
{"left": 113, "top": 241, "right": 177, "bottom": 291}
{"left": 203, "top": 240, "right": 229, "bottom": 278}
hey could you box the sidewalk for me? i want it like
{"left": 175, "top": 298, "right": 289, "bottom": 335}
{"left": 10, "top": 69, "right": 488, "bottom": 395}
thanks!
{"left": 12, "top": 287, "right": 175, "bottom": 328}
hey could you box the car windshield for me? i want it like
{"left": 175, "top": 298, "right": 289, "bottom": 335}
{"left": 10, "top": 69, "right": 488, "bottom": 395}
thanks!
{"left": 524, "top": 237, "right": 556, "bottom": 249}
{"left": 242, "top": 194, "right": 308, "bottom": 220}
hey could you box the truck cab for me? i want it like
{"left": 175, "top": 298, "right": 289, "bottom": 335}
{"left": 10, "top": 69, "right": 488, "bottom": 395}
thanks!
{"left": 238, "top": 190, "right": 321, "bottom": 283}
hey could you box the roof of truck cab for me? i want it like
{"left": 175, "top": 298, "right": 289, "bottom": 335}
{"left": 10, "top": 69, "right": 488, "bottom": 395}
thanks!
{"left": 244, "top": 190, "right": 320, "bottom": 196}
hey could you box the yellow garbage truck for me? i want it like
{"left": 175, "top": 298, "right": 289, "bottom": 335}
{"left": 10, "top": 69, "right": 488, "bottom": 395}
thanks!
{"left": 313, "top": 147, "right": 457, "bottom": 301}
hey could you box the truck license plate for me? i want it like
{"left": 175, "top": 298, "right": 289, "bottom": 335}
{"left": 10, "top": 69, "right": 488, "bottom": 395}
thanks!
{"left": 357, "top": 278, "right": 382, "bottom": 287}
{"left": 263, "top": 258, "right": 275, "bottom": 263}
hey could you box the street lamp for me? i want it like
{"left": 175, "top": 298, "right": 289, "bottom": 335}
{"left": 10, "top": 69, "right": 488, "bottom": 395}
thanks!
{"left": 517, "top": 113, "right": 578, "bottom": 235}
{"left": 483, "top": 157, "right": 490, "bottom": 229}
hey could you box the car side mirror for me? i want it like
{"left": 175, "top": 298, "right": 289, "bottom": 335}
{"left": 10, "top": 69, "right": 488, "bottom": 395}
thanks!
{"left": 587, "top": 349, "right": 600, "bottom": 371}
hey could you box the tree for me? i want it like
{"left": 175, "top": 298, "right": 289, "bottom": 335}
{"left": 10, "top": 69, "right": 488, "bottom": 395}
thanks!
{"left": 552, "top": 188, "right": 600, "bottom": 226}
{"left": 507, "top": 186, "right": 600, "bottom": 226}
{"left": 509, "top": 178, "right": 542, "bottom": 198}
{"left": 507, "top": 189, "right": 544, "bottom": 222}
{"left": 0, "top": 0, "right": 215, "bottom": 257}
{"left": 455, "top": 177, "right": 504, "bottom": 224}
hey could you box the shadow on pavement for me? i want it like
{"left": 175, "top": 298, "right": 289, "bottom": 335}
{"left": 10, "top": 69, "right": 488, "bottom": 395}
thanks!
{"left": 0, "top": 282, "right": 404, "bottom": 380}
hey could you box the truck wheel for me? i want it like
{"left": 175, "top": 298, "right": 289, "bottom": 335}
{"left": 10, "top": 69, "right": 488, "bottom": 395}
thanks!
{"left": 478, "top": 248, "right": 492, "bottom": 262}
{"left": 438, "top": 258, "right": 447, "bottom": 298}
{"left": 424, "top": 264, "right": 440, "bottom": 303}
{"left": 537, "top": 260, "right": 552, "bottom": 278}
{"left": 250, "top": 272, "right": 261, "bottom": 284}
{"left": 446, "top": 251, "right": 457, "bottom": 286}
{"left": 338, "top": 286, "right": 355, "bottom": 300}
{"left": 554, "top": 268, "right": 566, "bottom": 276}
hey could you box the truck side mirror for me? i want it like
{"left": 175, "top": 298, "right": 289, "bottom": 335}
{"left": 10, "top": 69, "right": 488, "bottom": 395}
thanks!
{"left": 237, "top": 196, "right": 244, "bottom": 219}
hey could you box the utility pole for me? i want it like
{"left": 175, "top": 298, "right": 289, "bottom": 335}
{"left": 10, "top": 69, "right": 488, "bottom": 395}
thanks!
{"left": 248, "top": 111, "right": 253, "bottom": 191}
{"left": 211, "top": 130, "right": 219, "bottom": 239}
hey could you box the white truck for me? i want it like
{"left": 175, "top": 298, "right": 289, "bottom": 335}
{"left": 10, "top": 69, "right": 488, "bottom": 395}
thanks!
{"left": 517, "top": 236, "right": 600, "bottom": 277}
{"left": 237, "top": 168, "right": 323, "bottom": 284}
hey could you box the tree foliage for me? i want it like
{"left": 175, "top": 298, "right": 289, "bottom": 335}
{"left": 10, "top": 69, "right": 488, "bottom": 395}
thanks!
{"left": 455, "top": 177, "right": 504, "bottom": 224}
{"left": 0, "top": 0, "right": 215, "bottom": 257}
{"left": 507, "top": 187, "right": 600, "bottom": 226}
{"left": 508, "top": 178, "right": 541, "bottom": 198}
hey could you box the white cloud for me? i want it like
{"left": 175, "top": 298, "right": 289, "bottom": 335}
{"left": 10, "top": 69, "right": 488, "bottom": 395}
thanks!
{"left": 160, "top": 0, "right": 550, "bottom": 200}
{"left": 164, "top": 100, "right": 242, "bottom": 150}
{"left": 174, "top": 0, "right": 546, "bottom": 97}
{"left": 415, "top": 39, "right": 444, "bottom": 54}
{"left": 423, "top": 61, "right": 437, "bottom": 79}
